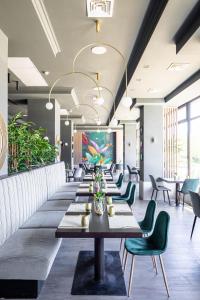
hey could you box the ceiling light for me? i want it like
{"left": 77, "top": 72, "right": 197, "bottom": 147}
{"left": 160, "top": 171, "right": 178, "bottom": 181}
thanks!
{"left": 46, "top": 102, "right": 53, "bottom": 110}
{"left": 8, "top": 57, "right": 48, "bottom": 86}
{"left": 31, "top": 0, "right": 61, "bottom": 56}
{"left": 96, "top": 119, "right": 101, "bottom": 125}
{"left": 94, "top": 96, "right": 104, "bottom": 105}
{"left": 107, "top": 127, "right": 112, "bottom": 133}
{"left": 44, "top": 136, "right": 49, "bottom": 141}
{"left": 74, "top": 129, "right": 77, "bottom": 133}
{"left": 97, "top": 129, "right": 100, "bottom": 133}
{"left": 60, "top": 109, "right": 68, "bottom": 115}
{"left": 87, "top": 0, "right": 114, "bottom": 17}
{"left": 143, "top": 65, "right": 150, "bottom": 69}
{"left": 91, "top": 46, "right": 107, "bottom": 55}
{"left": 167, "top": 63, "right": 190, "bottom": 71}
{"left": 93, "top": 86, "right": 103, "bottom": 91}
{"left": 65, "top": 120, "right": 69, "bottom": 126}
{"left": 136, "top": 78, "right": 141, "bottom": 82}
{"left": 112, "top": 117, "right": 118, "bottom": 127}
{"left": 82, "top": 116, "right": 86, "bottom": 123}
{"left": 65, "top": 142, "right": 68, "bottom": 146}
{"left": 147, "top": 88, "right": 160, "bottom": 94}
{"left": 42, "top": 70, "right": 50, "bottom": 75}
{"left": 122, "top": 96, "right": 132, "bottom": 108}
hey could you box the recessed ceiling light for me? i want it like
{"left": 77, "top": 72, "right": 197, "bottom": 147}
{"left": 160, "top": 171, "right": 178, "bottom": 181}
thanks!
{"left": 136, "top": 78, "right": 141, "bottom": 82}
{"left": 93, "top": 86, "right": 103, "bottom": 91}
{"left": 31, "top": 0, "right": 61, "bottom": 56}
{"left": 147, "top": 88, "right": 160, "bottom": 94}
{"left": 8, "top": 57, "right": 48, "bottom": 86}
{"left": 167, "top": 63, "right": 190, "bottom": 71}
{"left": 91, "top": 46, "right": 107, "bottom": 55}
{"left": 86, "top": 0, "right": 114, "bottom": 18}
{"left": 143, "top": 64, "right": 150, "bottom": 69}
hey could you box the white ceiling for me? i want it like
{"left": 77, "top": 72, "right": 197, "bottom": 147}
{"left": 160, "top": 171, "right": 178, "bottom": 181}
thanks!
{"left": 0, "top": 0, "right": 200, "bottom": 124}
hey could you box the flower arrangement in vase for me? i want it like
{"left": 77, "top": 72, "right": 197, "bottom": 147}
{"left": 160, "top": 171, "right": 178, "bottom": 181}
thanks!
{"left": 94, "top": 191, "right": 105, "bottom": 215}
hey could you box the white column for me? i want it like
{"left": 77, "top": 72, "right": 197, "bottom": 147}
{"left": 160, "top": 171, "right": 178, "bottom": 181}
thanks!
{"left": 124, "top": 124, "right": 137, "bottom": 168}
{"left": 0, "top": 29, "right": 8, "bottom": 176}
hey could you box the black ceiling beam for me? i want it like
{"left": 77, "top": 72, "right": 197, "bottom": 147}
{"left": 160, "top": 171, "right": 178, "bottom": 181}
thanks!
{"left": 164, "top": 69, "right": 200, "bottom": 102}
{"left": 174, "top": 1, "right": 200, "bottom": 54}
{"left": 130, "top": 98, "right": 136, "bottom": 110}
{"left": 106, "top": 0, "right": 169, "bottom": 125}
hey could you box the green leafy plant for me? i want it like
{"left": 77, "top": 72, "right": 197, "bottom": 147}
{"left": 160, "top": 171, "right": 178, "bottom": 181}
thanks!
{"left": 8, "top": 113, "right": 58, "bottom": 174}
{"left": 94, "top": 191, "right": 105, "bottom": 201}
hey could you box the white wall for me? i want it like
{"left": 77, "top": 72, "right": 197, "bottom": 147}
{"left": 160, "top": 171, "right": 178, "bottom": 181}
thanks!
{"left": 0, "top": 29, "right": 8, "bottom": 176}
{"left": 124, "top": 124, "right": 137, "bottom": 168}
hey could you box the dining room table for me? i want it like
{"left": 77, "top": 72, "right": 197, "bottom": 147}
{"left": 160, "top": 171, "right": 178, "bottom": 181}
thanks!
{"left": 76, "top": 182, "right": 121, "bottom": 197}
{"left": 83, "top": 174, "right": 113, "bottom": 182}
{"left": 157, "top": 177, "right": 184, "bottom": 206}
{"left": 55, "top": 200, "right": 142, "bottom": 296}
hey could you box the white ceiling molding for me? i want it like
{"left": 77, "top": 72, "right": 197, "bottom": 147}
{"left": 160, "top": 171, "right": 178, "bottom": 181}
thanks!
{"left": 31, "top": 0, "right": 61, "bottom": 56}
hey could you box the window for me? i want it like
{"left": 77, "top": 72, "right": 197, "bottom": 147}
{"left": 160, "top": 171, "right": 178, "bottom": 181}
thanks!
{"left": 177, "top": 97, "right": 200, "bottom": 178}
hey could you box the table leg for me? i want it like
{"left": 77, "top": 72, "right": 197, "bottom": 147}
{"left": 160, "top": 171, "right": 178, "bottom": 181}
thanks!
{"left": 94, "top": 238, "right": 105, "bottom": 282}
{"left": 176, "top": 183, "right": 180, "bottom": 206}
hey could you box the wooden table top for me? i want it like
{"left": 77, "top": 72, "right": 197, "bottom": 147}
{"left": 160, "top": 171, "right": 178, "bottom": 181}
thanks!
{"left": 157, "top": 177, "right": 184, "bottom": 184}
{"left": 55, "top": 202, "right": 142, "bottom": 239}
{"left": 83, "top": 175, "right": 113, "bottom": 182}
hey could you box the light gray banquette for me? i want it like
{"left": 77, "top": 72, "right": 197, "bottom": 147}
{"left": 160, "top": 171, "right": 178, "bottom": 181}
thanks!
{"left": 0, "top": 162, "right": 76, "bottom": 298}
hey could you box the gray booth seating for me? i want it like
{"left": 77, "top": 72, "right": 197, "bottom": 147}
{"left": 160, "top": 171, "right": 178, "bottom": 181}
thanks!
{"left": 0, "top": 162, "right": 74, "bottom": 298}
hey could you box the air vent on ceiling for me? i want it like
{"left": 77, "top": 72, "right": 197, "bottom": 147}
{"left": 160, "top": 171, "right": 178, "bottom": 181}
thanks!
{"left": 86, "top": 0, "right": 114, "bottom": 17}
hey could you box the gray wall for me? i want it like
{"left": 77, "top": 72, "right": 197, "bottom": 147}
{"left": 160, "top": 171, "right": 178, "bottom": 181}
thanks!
{"left": 0, "top": 29, "right": 8, "bottom": 176}
{"left": 60, "top": 120, "right": 73, "bottom": 168}
{"left": 28, "top": 99, "right": 60, "bottom": 145}
{"left": 139, "top": 105, "right": 164, "bottom": 199}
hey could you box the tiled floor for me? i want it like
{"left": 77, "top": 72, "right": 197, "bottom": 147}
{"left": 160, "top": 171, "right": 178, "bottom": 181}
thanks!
{"left": 34, "top": 197, "right": 200, "bottom": 300}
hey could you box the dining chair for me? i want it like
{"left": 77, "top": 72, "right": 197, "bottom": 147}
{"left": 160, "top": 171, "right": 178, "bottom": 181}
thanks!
{"left": 122, "top": 200, "right": 156, "bottom": 262}
{"left": 125, "top": 211, "right": 170, "bottom": 297}
{"left": 149, "top": 175, "right": 171, "bottom": 205}
{"left": 104, "top": 162, "right": 114, "bottom": 175}
{"left": 127, "top": 165, "right": 138, "bottom": 181}
{"left": 112, "top": 181, "right": 133, "bottom": 201}
{"left": 189, "top": 191, "right": 200, "bottom": 239}
{"left": 116, "top": 173, "right": 124, "bottom": 188}
{"left": 178, "top": 179, "right": 199, "bottom": 207}
{"left": 68, "top": 168, "right": 76, "bottom": 181}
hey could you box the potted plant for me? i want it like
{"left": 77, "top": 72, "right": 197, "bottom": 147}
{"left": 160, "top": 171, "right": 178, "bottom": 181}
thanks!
{"left": 94, "top": 191, "right": 105, "bottom": 215}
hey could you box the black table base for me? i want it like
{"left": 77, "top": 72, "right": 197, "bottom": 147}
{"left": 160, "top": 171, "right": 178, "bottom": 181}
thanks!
{"left": 71, "top": 250, "right": 127, "bottom": 295}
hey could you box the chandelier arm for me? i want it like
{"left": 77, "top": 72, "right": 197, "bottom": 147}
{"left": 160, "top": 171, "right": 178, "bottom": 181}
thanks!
{"left": 48, "top": 71, "right": 100, "bottom": 103}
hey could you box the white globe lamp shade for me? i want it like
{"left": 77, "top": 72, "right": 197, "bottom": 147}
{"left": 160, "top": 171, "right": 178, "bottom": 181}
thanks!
{"left": 45, "top": 102, "right": 53, "bottom": 110}
{"left": 112, "top": 117, "right": 118, "bottom": 127}
{"left": 74, "top": 129, "right": 77, "bottom": 133}
{"left": 65, "top": 120, "right": 69, "bottom": 126}
{"left": 96, "top": 119, "right": 101, "bottom": 126}
{"left": 122, "top": 96, "right": 132, "bottom": 108}
{"left": 96, "top": 97, "right": 104, "bottom": 105}
{"left": 91, "top": 46, "right": 107, "bottom": 55}
{"left": 107, "top": 127, "right": 112, "bottom": 133}
{"left": 65, "top": 142, "right": 68, "bottom": 146}
{"left": 44, "top": 136, "right": 49, "bottom": 141}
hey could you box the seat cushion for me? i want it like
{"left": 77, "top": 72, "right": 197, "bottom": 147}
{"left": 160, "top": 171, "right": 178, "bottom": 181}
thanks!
{"left": 125, "top": 238, "right": 163, "bottom": 256}
{"left": 49, "top": 191, "right": 76, "bottom": 200}
{"left": 38, "top": 200, "right": 72, "bottom": 211}
{"left": 20, "top": 211, "right": 65, "bottom": 228}
{"left": 0, "top": 228, "right": 61, "bottom": 280}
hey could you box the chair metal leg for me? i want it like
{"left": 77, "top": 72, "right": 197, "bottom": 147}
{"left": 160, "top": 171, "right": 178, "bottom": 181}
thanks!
{"left": 122, "top": 247, "right": 126, "bottom": 264}
{"left": 128, "top": 255, "right": 135, "bottom": 297}
{"left": 190, "top": 216, "right": 197, "bottom": 239}
{"left": 167, "top": 190, "right": 171, "bottom": 205}
{"left": 123, "top": 250, "right": 128, "bottom": 271}
{"left": 152, "top": 256, "right": 158, "bottom": 275}
{"left": 159, "top": 255, "right": 170, "bottom": 297}
{"left": 183, "top": 194, "right": 185, "bottom": 207}
{"left": 151, "top": 190, "right": 154, "bottom": 200}
{"left": 120, "top": 238, "right": 123, "bottom": 251}
{"left": 163, "top": 191, "right": 165, "bottom": 202}
{"left": 155, "top": 190, "right": 158, "bottom": 201}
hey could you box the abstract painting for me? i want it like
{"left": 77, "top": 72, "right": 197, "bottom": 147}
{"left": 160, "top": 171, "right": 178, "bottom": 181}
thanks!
{"left": 82, "top": 131, "right": 114, "bottom": 164}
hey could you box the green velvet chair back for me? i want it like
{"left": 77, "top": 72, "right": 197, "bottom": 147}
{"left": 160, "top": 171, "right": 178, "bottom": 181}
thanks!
{"left": 139, "top": 200, "right": 156, "bottom": 233}
{"left": 148, "top": 211, "right": 170, "bottom": 251}
{"left": 190, "top": 191, "right": 200, "bottom": 218}
{"left": 116, "top": 173, "right": 123, "bottom": 188}
{"left": 181, "top": 179, "right": 199, "bottom": 194}
{"left": 123, "top": 182, "right": 133, "bottom": 198}
{"left": 127, "top": 165, "right": 131, "bottom": 174}
{"left": 127, "top": 184, "right": 136, "bottom": 206}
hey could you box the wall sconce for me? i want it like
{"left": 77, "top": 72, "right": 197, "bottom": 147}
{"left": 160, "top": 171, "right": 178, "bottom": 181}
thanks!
{"left": 150, "top": 137, "right": 155, "bottom": 143}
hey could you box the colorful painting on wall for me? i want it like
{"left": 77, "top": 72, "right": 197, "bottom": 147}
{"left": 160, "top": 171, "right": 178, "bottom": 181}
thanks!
{"left": 82, "top": 131, "right": 114, "bottom": 165}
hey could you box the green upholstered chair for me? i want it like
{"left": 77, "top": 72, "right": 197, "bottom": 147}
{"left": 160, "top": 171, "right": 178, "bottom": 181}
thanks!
{"left": 178, "top": 179, "right": 199, "bottom": 206}
{"left": 149, "top": 175, "right": 171, "bottom": 204}
{"left": 116, "top": 173, "right": 124, "bottom": 188}
{"left": 127, "top": 165, "right": 139, "bottom": 181}
{"left": 125, "top": 211, "right": 170, "bottom": 297}
{"left": 138, "top": 200, "right": 156, "bottom": 235}
{"left": 189, "top": 191, "right": 200, "bottom": 239}
{"left": 112, "top": 181, "right": 133, "bottom": 201}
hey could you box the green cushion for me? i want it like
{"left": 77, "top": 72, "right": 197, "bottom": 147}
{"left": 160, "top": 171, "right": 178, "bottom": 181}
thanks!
{"left": 125, "top": 238, "right": 164, "bottom": 256}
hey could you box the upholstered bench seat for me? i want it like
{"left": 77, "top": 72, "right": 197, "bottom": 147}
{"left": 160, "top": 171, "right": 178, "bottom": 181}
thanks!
{"left": 20, "top": 211, "right": 65, "bottom": 229}
{"left": 38, "top": 200, "right": 71, "bottom": 211}
{"left": 49, "top": 191, "right": 76, "bottom": 200}
{"left": 0, "top": 228, "right": 61, "bottom": 280}
{"left": 57, "top": 183, "right": 80, "bottom": 192}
